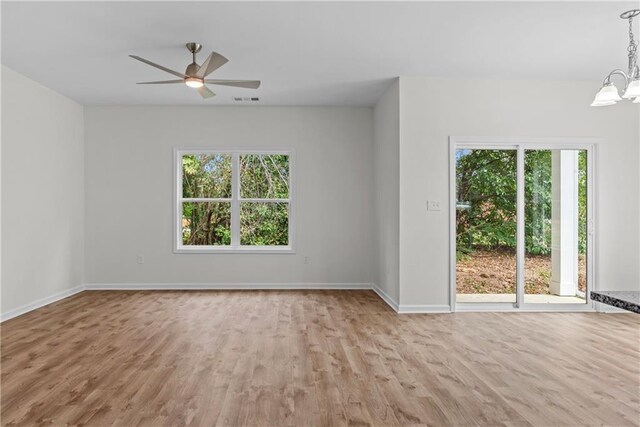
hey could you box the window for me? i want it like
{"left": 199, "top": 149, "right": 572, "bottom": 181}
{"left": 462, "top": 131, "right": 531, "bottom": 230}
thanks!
{"left": 175, "top": 149, "right": 293, "bottom": 253}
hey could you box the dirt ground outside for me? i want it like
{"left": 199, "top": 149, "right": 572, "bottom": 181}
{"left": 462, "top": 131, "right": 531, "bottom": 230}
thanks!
{"left": 456, "top": 249, "right": 587, "bottom": 295}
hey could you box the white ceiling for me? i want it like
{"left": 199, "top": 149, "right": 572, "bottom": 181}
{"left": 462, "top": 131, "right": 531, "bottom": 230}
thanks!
{"left": 2, "top": 1, "right": 638, "bottom": 106}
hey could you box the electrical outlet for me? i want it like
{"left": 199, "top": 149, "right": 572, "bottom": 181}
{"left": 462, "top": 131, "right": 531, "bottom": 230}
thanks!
{"left": 137, "top": 255, "right": 144, "bottom": 264}
{"left": 427, "top": 200, "right": 442, "bottom": 211}
{"left": 304, "top": 256, "right": 310, "bottom": 264}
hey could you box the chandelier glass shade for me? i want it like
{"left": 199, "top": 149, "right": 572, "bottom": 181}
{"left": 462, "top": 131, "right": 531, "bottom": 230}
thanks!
{"left": 622, "top": 79, "right": 640, "bottom": 98}
{"left": 591, "top": 84, "right": 622, "bottom": 106}
{"left": 592, "top": 9, "right": 640, "bottom": 107}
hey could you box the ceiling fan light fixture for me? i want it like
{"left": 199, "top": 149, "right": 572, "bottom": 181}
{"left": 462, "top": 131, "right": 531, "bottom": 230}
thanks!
{"left": 622, "top": 79, "right": 640, "bottom": 98}
{"left": 185, "top": 77, "right": 204, "bottom": 88}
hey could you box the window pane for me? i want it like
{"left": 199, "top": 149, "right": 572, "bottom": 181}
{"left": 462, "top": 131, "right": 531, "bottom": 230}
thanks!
{"left": 524, "top": 149, "right": 587, "bottom": 304}
{"left": 240, "top": 154, "right": 289, "bottom": 199}
{"left": 455, "top": 149, "right": 517, "bottom": 303}
{"left": 240, "top": 202, "right": 289, "bottom": 246}
{"left": 182, "top": 202, "right": 231, "bottom": 246}
{"left": 182, "top": 154, "right": 232, "bottom": 199}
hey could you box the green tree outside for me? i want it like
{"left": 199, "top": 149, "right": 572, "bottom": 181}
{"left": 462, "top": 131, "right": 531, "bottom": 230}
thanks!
{"left": 181, "top": 153, "right": 289, "bottom": 246}
{"left": 456, "top": 149, "right": 587, "bottom": 257}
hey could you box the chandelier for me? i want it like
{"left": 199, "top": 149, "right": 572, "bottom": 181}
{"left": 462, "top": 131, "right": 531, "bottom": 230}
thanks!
{"left": 591, "top": 9, "right": 640, "bottom": 106}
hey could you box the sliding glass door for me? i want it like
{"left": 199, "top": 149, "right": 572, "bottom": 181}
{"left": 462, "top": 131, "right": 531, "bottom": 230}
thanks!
{"left": 452, "top": 141, "right": 594, "bottom": 310}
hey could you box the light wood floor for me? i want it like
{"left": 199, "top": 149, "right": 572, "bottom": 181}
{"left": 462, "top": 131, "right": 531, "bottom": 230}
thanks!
{"left": 1, "top": 290, "right": 639, "bottom": 426}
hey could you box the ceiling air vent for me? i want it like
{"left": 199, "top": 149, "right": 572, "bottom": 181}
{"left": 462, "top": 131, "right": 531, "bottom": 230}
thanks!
{"left": 233, "top": 97, "right": 260, "bottom": 102}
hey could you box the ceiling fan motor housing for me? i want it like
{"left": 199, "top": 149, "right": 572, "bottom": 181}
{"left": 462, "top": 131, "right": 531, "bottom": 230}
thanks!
{"left": 185, "top": 63, "right": 200, "bottom": 77}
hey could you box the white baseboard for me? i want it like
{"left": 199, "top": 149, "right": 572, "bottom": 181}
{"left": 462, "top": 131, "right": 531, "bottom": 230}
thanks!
{"left": 371, "top": 285, "right": 452, "bottom": 313}
{"left": 398, "top": 304, "right": 452, "bottom": 314}
{"left": 84, "top": 282, "right": 373, "bottom": 291}
{"left": 372, "top": 285, "right": 399, "bottom": 312}
{"left": 1, "top": 285, "right": 85, "bottom": 322}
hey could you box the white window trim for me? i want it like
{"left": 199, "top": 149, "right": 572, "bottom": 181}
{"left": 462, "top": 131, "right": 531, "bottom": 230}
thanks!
{"left": 448, "top": 137, "right": 599, "bottom": 312}
{"left": 174, "top": 148, "right": 295, "bottom": 254}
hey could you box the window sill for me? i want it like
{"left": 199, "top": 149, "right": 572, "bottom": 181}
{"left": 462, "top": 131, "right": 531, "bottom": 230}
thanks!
{"left": 174, "top": 246, "right": 295, "bottom": 254}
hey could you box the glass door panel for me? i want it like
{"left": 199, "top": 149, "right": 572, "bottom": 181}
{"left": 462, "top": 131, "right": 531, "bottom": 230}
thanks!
{"left": 523, "top": 149, "right": 587, "bottom": 304}
{"left": 455, "top": 149, "right": 517, "bottom": 303}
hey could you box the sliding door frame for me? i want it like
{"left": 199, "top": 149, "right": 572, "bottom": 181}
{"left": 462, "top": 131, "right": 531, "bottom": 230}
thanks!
{"left": 449, "top": 137, "right": 599, "bottom": 312}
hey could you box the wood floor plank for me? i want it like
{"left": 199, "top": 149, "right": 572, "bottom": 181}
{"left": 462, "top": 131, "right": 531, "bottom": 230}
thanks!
{"left": 1, "top": 290, "right": 639, "bottom": 426}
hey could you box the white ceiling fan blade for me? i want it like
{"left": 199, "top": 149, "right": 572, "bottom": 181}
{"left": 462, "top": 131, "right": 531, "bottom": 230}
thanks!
{"left": 195, "top": 52, "right": 229, "bottom": 78}
{"left": 197, "top": 85, "right": 216, "bottom": 99}
{"left": 129, "top": 55, "right": 187, "bottom": 79}
{"left": 204, "top": 80, "right": 261, "bottom": 89}
{"left": 136, "top": 80, "right": 184, "bottom": 84}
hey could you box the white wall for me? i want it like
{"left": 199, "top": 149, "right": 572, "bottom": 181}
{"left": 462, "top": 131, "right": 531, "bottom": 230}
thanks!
{"left": 3, "top": 71, "right": 636, "bottom": 314}
{"left": 373, "top": 80, "right": 400, "bottom": 305}
{"left": 1, "top": 66, "right": 85, "bottom": 315}
{"left": 84, "top": 107, "right": 374, "bottom": 285}
{"left": 398, "top": 76, "right": 640, "bottom": 307}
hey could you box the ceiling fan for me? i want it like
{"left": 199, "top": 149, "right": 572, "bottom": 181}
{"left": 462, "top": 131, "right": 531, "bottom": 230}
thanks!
{"left": 129, "top": 42, "right": 260, "bottom": 99}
